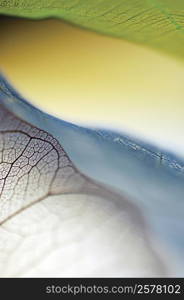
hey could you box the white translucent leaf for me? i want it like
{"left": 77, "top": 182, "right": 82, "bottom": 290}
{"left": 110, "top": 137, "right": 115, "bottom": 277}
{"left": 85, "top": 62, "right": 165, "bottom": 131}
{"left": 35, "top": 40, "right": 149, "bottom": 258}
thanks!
{"left": 0, "top": 74, "right": 183, "bottom": 276}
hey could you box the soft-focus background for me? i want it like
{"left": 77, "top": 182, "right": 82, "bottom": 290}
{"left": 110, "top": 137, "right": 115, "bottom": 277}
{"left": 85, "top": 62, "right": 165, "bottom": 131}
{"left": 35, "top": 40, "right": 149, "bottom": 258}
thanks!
{"left": 1, "top": 16, "right": 184, "bottom": 155}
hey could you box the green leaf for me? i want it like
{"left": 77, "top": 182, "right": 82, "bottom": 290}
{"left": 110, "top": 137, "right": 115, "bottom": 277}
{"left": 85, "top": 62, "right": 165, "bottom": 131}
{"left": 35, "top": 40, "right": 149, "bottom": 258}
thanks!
{"left": 0, "top": 0, "right": 184, "bottom": 59}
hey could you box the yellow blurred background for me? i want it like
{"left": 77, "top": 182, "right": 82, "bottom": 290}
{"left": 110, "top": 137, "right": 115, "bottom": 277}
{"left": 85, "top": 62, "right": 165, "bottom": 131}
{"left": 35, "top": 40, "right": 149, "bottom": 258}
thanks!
{"left": 1, "top": 16, "right": 184, "bottom": 154}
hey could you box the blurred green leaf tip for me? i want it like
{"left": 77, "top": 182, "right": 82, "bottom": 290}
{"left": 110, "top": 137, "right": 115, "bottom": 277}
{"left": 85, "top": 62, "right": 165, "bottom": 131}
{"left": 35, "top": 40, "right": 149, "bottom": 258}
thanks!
{"left": 0, "top": 0, "right": 184, "bottom": 59}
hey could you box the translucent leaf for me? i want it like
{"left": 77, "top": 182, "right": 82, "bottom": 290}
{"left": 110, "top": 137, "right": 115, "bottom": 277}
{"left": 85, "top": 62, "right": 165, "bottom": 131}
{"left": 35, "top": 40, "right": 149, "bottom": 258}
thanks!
{"left": 0, "top": 0, "right": 184, "bottom": 59}
{"left": 0, "top": 74, "right": 183, "bottom": 276}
